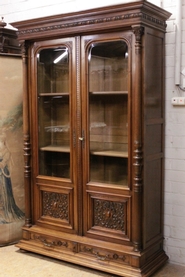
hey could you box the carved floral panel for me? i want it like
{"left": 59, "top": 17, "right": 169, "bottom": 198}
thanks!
{"left": 43, "top": 191, "right": 69, "bottom": 221}
{"left": 94, "top": 199, "right": 125, "bottom": 232}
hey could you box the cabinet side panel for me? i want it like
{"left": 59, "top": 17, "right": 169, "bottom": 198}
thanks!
{"left": 145, "top": 159, "right": 162, "bottom": 242}
{"left": 144, "top": 32, "right": 164, "bottom": 120}
{"left": 143, "top": 29, "right": 165, "bottom": 249}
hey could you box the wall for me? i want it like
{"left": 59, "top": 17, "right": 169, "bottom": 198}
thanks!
{"left": 164, "top": 0, "right": 185, "bottom": 265}
{"left": 1, "top": 0, "right": 185, "bottom": 267}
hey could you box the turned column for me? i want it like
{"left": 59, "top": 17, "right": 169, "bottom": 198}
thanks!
{"left": 132, "top": 25, "right": 144, "bottom": 252}
{"left": 21, "top": 41, "right": 32, "bottom": 228}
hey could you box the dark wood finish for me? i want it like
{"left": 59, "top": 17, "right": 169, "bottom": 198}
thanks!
{"left": 0, "top": 18, "right": 20, "bottom": 54}
{"left": 12, "top": 1, "right": 171, "bottom": 276}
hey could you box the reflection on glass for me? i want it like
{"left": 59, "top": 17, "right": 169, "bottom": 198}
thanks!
{"left": 37, "top": 47, "right": 70, "bottom": 178}
{"left": 88, "top": 40, "right": 128, "bottom": 186}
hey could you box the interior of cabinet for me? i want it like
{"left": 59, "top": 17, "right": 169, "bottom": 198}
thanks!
{"left": 37, "top": 47, "right": 70, "bottom": 178}
{"left": 88, "top": 40, "right": 128, "bottom": 186}
{"left": 37, "top": 47, "right": 69, "bottom": 94}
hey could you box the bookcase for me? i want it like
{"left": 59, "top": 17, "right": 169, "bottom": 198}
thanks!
{"left": 13, "top": 1, "right": 171, "bottom": 276}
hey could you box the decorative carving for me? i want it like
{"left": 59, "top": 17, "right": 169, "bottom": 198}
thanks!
{"left": 17, "top": 12, "right": 166, "bottom": 36}
{"left": 23, "top": 134, "right": 31, "bottom": 179}
{"left": 33, "top": 234, "right": 68, "bottom": 248}
{"left": 133, "top": 26, "right": 144, "bottom": 42}
{"left": 73, "top": 130, "right": 76, "bottom": 148}
{"left": 21, "top": 41, "right": 28, "bottom": 58}
{"left": 83, "top": 246, "right": 93, "bottom": 253}
{"left": 83, "top": 39, "right": 91, "bottom": 50}
{"left": 133, "top": 140, "right": 143, "bottom": 193}
{"left": 132, "top": 26, "right": 144, "bottom": 54}
{"left": 113, "top": 253, "right": 127, "bottom": 262}
{"left": 65, "top": 41, "right": 72, "bottom": 49}
{"left": 82, "top": 246, "right": 128, "bottom": 264}
{"left": 72, "top": 242, "right": 78, "bottom": 253}
{"left": 43, "top": 192, "right": 69, "bottom": 220}
{"left": 94, "top": 199, "right": 125, "bottom": 231}
{"left": 133, "top": 140, "right": 143, "bottom": 252}
{"left": 32, "top": 234, "right": 79, "bottom": 253}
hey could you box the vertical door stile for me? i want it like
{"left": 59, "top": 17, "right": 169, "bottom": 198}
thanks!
{"left": 80, "top": 36, "right": 90, "bottom": 236}
{"left": 76, "top": 36, "right": 83, "bottom": 235}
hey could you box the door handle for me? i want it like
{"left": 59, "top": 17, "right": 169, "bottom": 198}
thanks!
{"left": 79, "top": 130, "right": 85, "bottom": 148}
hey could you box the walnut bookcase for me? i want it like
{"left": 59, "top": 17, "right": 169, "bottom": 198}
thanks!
{"left": 13, "top": 1, "right": 171, "bottom": 276}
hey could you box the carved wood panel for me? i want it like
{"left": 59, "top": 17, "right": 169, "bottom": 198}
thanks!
{"left": 86, "top": 192, "right": 131, "bottom": 242}
{"left": 94, "top": 199, "right": 125, "bottom": 232}
{"left": 43, "top": 191, "right": 69, "bottom": 221}
{"left": 36, "top": 183, "right": 74, "bottom": 229}
{"left": 80, "top": 244, "right": 130, "bottom": 265}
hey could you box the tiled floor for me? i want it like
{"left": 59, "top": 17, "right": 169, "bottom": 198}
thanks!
{"left": 1, "top": 245, "right": 185, "bottom": 277}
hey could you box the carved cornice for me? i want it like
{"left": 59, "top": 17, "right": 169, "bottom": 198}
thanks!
{"left": 17, "top": 11, "right": 167, "bottom": 37}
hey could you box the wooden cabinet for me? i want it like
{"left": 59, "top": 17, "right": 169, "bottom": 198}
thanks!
{"left": 13, "top": 1, "right": 171, "bottom": 276}
{"left": 0, "top": 18, "right": 20, "bottom": 54}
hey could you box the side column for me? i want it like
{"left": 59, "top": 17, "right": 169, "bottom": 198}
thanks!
{"left": 132, "top": 25, "right": 144, "bottom": 252}
{"left": 21, "top": 41, "right": 32, "bottom": 228}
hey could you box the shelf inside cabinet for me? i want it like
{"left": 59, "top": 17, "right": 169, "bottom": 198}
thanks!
{"left": 40, "top": 145, "right": 70, "bottom": 152}
{"left": 90, "top": 91, "right": 128, "bottom": 95}
{"left": 39, "top": 92, "right": 69, "bottom": 96}
{"left": 90, "top": 150, "right": 128, "bottom": 158}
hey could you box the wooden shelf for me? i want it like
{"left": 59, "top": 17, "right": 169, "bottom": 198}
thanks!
{"left": 90, "top": 150, "right": 128, "bottom": 158}
{"left": 90, "top": 91, "right": 128, "bottom": 95}
{"left": 44, "top": 125, "right": 69, "bottom": 132}
{"left": 39, "top": 92, "right": 69, "bottom": 96}
{"left": 40, "top": 145, "right": 70, "bottom": 152}
{"left": 90, "top": 179, "right": 128, "bottom": 186}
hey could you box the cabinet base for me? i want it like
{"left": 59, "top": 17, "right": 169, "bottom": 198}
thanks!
{"left": 16, "top": 226, "right": 168, "bottom": 277}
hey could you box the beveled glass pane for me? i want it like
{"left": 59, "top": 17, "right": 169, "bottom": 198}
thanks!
{"left": 37, "top": 47, "right": 70, "bottom": 178}
{"left": 88, "top": 40, "right": 128, "bottom": 186}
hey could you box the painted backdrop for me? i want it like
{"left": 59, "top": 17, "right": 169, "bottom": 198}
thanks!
{"left": 0, "top": 54, "right": 24, "bottom": 245}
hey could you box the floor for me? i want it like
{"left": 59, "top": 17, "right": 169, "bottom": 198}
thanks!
{"left": 1, "top": 244, "right": 185, "bottom": 277}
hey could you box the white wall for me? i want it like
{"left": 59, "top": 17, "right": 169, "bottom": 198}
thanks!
{"left": 164, "top": 0, "right": 185, "bottom": 266}
{"left": 1, "top": 0, "right": 185, "bottom": 267}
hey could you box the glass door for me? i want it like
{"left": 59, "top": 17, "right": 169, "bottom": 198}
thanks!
{"left": 88, "top": 40, "right": 129, "bottom": 186}
{"left": 33, "top": 39, "right": 78, "bottom": 232}
{"left": 37, "top": 46, "right": 70, "bottom": 178}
